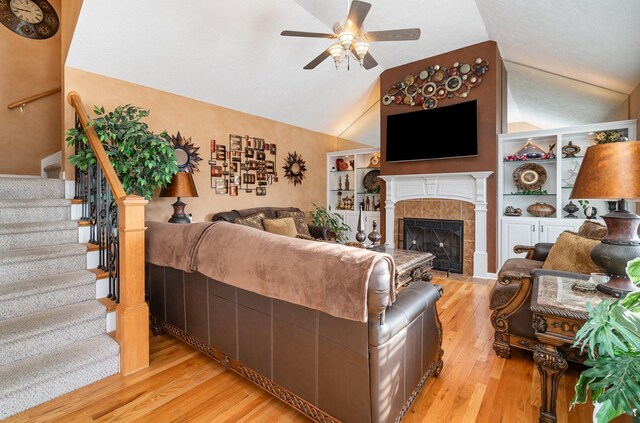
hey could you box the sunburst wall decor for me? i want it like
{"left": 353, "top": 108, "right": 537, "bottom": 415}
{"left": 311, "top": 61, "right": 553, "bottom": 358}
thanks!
{"left": 170, "top": 131, "right": 202, "bottom": 173}
{"left": 283, "top": 151, "right": 306, "bottom": 186}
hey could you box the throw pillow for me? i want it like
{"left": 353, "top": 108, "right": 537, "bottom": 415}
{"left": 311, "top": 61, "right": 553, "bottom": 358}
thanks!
{"left": 276, "top": 210, "right": 312, "bottom": 237}
{"left": 263, "top": 217, "right": 298, "bottom": 238}
{"left": 296, "top": 233, "right": 316, "bottom": 241}
{"left": 234, "top": 212, "right": 266, "bottom": 231}
{"left": 542, "top": 231, "right": 602, "bottom": 274}
{"left": 577, "top": 221, "right": 607, "bottom": 240}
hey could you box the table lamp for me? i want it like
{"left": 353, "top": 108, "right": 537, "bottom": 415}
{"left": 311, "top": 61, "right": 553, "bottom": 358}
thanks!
{"left": 570, "top": 140, "right": 640, "bottom": 296}
{"left": 159, "top": 172, "right": 198, "bottom": 224}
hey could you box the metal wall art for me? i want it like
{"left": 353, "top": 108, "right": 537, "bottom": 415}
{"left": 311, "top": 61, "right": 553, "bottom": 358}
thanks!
{"left": 209, "top": 134, "right": 278, "bottom": 196}
{"left": 170, "top": 131, "right": 202, "bottom": 173}
{"left": 382, "top": 58, "right": 489, "bottom": 110}
{"left": 282, "top": 151, "right": 306, "bottom": 186}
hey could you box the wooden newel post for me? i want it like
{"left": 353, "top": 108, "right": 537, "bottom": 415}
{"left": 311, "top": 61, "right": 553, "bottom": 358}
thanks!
{"left": 116, "top": 194, "right": 149, "bottom": 375}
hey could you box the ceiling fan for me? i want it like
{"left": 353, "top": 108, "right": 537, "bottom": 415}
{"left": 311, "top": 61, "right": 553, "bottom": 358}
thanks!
{"left": 281, "top": 0, "right": 420, "bottom": 70}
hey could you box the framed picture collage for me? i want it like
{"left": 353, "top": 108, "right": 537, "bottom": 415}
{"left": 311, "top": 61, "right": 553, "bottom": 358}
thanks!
{"left": 209, "top": 134, "right": 278, "bottom": 196}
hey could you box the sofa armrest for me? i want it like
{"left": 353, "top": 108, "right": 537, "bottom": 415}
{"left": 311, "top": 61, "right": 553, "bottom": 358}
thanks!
{"left": 308, "top": 224, "right": 330, "bottom": 240}
{"left": 532, "top": 243, "right": 554, "bottom": 262}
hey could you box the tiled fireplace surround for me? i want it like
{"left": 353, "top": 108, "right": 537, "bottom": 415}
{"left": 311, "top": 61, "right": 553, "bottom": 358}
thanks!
{"left": 395, "top": 199, "right": 476, "bottom": 275}
{"left": 380, "top": 172, "right": 493, "bottom": 279}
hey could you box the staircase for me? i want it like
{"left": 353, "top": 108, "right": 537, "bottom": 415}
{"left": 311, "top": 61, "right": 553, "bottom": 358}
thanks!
{"left": 0, "top": 176, "right": 120, "bottom": 419}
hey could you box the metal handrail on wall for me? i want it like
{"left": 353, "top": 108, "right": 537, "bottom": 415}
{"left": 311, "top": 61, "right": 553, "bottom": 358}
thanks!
{"left": 7, "top": 87, "right": 61, "bottom": 111}
{"left": 67, "top": 91, "right": 149, "bottom": 376}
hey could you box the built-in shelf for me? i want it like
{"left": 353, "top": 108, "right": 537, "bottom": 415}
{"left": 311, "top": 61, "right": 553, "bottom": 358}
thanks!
{"left": 504, "top": 193, "right": 556, "bottom": 196}
{"left": 329, "top": 170, "right": 354, "bottom": 173}
{"left": 329, "top": 189, "right": 354, "bottom": 192}
{"left": 503, "top": 158, "right": 557, "bottom": 164}
{"left": 357, "top": 192, "right": 381, "bottom": 195}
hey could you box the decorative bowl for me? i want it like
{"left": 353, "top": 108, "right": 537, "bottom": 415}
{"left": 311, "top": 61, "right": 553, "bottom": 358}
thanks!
{"left": 527, "top": 202, "right": 556, "bottom": 217}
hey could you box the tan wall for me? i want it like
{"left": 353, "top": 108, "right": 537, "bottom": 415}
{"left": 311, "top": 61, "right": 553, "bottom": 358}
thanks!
{"left": 0, "top": 0, "right": 61, "bottom": 175}
{"left": 379, "top": 41, "right": 506, "bottom": 273}
{"left": 63, "top": 67, "right": 366, "bottom": 222}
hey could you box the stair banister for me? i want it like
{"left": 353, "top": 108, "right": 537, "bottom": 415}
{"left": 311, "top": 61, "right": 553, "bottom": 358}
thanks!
{"left": 67, "top": 91, "right": 149, "bottom": 376}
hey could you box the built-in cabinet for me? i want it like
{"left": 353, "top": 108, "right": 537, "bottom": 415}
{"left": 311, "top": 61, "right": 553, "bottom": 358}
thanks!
{"left": 326, "top": 148, "right": 381, "bottom": 243}
{"left": 498, "top": 119, "right": 637, "bottom": 266}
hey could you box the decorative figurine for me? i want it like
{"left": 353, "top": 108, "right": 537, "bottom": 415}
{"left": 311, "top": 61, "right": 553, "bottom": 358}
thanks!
{"left": 345, "top": 174, "right": 350, "bottom": 191}
{"left": 368, "top": 220, "right": 382, "bottom": 246}
{"left": 562, "top": 161, "right": 581, "bottom": 186}
{"left": 365, "top": 195, "right": 371, "bottom": 211}
{"left": 337, "top": 190, "right": 343, "bottom": 209}
{"left": 562, "top": 141, "right": 581, "bottom": 158}
{"left": 338, "top": 176, "right": 342, "bottom": 191}
{"left": 504, "top": 206, "right": 522, "bottom": 216}
{"left": 355, "top": 206, "right": 367, "bottom": 244}
{"left": 563, "top": 201, "right": 579, "bottom": 218}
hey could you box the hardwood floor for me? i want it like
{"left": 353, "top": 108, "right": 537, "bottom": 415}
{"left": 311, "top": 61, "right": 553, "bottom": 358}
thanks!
{"left": 7, "top": 277, "right": 626, "bottom": 423}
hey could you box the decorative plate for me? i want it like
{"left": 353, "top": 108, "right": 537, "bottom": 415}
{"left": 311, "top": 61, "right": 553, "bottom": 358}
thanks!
{"left": 513, "top": 163, "right": 547, "bottom": 191}
{"left": 363, "top": 169, "right": 381, "bottom": 193}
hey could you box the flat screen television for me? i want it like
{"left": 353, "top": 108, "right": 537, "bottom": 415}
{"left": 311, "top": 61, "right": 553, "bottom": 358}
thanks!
{"left": 386, "top": 100, "right": 478, "bottom": 162}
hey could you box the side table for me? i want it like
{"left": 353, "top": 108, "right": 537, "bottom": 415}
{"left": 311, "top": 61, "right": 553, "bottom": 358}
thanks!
{"left": 371, "top": 246, "right": 434, "bottom": 291}
{"left": 530, "top": 274, "right": 610, "bottom": 423}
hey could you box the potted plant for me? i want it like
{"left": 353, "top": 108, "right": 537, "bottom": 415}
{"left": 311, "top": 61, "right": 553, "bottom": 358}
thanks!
{"left": 66, "top": 105, "right": 178, "bottom": 200}
{"left": 308, "top": 204, "right": 351, "bottom": 243}
{"left": 571, "top": 257, "right": 640, "bottom": 423}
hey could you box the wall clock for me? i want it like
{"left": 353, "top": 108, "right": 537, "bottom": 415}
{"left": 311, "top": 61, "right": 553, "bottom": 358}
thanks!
{"left": 0, "top": 0, "right": 59, "bottom": 40}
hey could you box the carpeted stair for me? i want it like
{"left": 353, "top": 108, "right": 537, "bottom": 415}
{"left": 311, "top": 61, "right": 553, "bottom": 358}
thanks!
{"left": 0, "top": 176, "right": 119, "bottom": 419}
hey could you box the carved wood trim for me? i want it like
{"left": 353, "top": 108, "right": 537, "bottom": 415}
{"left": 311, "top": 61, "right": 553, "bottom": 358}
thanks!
{"left": 490, "top": 273, "right": 533, "bottom": 358}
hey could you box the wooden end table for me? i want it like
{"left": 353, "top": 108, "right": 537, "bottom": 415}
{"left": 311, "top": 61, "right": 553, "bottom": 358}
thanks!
{"left": 371, "top": 246, "right": 434, "bottom": 291}
{"left": 530, "top": 274, "right": 610, "bottom": 423}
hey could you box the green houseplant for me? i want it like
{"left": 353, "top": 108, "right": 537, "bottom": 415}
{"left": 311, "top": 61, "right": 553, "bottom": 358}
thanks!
{"left": 571, "top": 257, "right": 640, "bottom": 423}
{"left": 308, "top": 204, "right": 351, "bottom": 243}
{"left": 66, "top": 105, "right": 178, "bottom": 200}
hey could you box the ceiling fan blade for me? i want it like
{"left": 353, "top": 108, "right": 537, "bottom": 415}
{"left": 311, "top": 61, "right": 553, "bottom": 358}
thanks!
{"left": 362, "top": 52, "right": 378, "bottom": 70}
{"left": 346, "top": 0, "right": 371, "bottom": 33}
{"left": 281, "top": 30, "right": 335, "bottom": 39}
{"left": 304, "top": 49, "right": 331, "bottom": 70}
{"left": 364, "top": 28, "right": 421, "bottom": 42}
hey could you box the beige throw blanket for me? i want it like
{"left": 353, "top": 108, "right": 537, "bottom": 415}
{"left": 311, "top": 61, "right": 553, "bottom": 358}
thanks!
{"left": 146, "top": 221, "right": 395, "bottom": 322}
{"left": 145, "top": 221, "right": 216, "bottom": 272}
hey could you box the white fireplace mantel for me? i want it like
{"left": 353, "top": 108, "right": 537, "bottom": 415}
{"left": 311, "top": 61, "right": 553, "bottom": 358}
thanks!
{"left": 380, "top": 171, "right": 494, "bottom": 279}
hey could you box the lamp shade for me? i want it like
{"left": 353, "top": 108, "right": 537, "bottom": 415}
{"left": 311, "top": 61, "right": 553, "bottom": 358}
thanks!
{"left": 159, "top": 171, "right": 198, "bottom": 198}
{"left": 570, "top": 141, "right": 640, "bottom": 200}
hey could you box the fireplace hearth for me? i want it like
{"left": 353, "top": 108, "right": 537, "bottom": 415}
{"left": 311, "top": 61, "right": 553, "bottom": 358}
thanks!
{"left": 401, "top": 218, "right": 464, "bottom": 273}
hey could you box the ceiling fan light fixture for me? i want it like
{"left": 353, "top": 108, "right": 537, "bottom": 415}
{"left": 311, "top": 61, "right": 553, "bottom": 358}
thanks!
{"left": 329, "top": 43, "right": 345, "bottom": 68}
{"left": 353, "top": 41, "right": 370, "bottom": 64}
{"left": 338, "top": 31, "right": 356, "bottom": 49}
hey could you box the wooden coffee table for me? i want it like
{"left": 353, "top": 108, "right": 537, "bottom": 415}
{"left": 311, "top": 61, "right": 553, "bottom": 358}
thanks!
{"left": 530, "top": 274, "right": 610, "bottom": 423}
{"left": 372, "top": 246, "right": 434, "bottom": 291}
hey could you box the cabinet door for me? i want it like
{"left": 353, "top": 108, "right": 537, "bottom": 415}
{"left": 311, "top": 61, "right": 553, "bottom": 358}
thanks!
{"left": 340, "top": 212, "right": 359, "bottom": 242}
{"left": 539, "top": 220, "right": 580, "bottom": 243}
{"left": 501, "top": 219, "right": 539, "bottom": 262}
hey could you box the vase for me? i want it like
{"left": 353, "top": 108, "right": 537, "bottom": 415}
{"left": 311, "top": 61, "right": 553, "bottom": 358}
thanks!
{"left": 355, "top": 207, "right": 367, "bottom": 244}
{"left": 563, "top": 201, "right": 579, "bottom": 218}
{"left": 367, "top": 220, "right": 382, "bottom": 246}
{"left": 527, "top": 202, "right": 556, "bottom": 217}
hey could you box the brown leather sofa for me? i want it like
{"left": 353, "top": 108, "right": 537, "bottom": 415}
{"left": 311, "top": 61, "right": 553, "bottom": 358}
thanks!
{"left": 212, "top": 206, "right": 331, "bottom": 240}
{"left": 147, "top": 264, "right": 444, "bottom": 423}
{"left": 489, "top": 243, "right": 589, "bottom": 358}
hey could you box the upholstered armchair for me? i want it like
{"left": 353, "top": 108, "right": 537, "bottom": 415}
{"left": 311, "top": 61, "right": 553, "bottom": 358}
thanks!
{"left": 489, "top": 243, "right": 553, "bottom": 358}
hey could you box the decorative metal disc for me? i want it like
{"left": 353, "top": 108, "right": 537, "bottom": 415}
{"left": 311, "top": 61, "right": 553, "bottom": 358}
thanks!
{"left": 382, "top": 94, "right": 394, "bottom": 105}
{"left": 423, "top": 97, "right": 438, "bottom": 110}
{"left": 512, "top": 163, "right": 547, "bottom": 191}
{"left": 445, "top": 76, "right": 462, "bottom": 92}
{"left": 422, "top": 82, "right": 436, "bottom": 97}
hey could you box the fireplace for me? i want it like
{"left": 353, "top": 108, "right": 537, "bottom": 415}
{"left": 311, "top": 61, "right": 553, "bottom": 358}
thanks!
{"left": 401, "top": 218, "right": 464, "bottom": 273}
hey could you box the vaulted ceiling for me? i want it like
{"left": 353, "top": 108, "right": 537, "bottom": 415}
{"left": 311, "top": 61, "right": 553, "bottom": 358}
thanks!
{"left": 67, "top": 0, "right": 640, "bottom": 139}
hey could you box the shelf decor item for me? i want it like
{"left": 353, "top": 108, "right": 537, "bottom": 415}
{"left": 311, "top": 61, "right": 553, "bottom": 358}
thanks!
{"left": 515, "top": 140, "right": 546, "bottom": 159}
{"left": 570, "top": 140, "right": 640, "bottom": 296}
{"left": 368, "top": 152, "right": 381, "bottom": 168}
{"left": 526, "top": 202, "right": 556, "bottom": 217}
{"left": 563, "top": 201, "right": 579, "bottom": 218}
{"left": 561, "top": 141, "right": 581, "bottom": 157}
{"left": 363, "top": 169, "right": 381, "bottom": 193}
{"left": 512, "top": 162, "right": 547, "bottom": 192}
{"left": 159, "top": 172, "right": 199, "bottom": 224}
{"left": 593, "top": 130, "right": 627, "bottom": 144}
{"left": 504, "top": 206, "right": 522, "bottom": 216}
